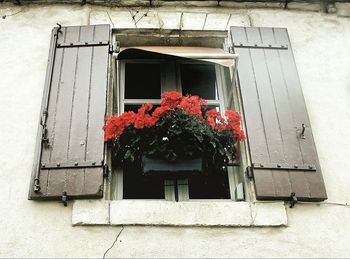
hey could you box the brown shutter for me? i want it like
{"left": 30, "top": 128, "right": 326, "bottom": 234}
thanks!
{"left": 29, "top": 25, "right": 110, "bottom": 200}
{"left": 231, "top": 26, "right": 327, "bottom": 201}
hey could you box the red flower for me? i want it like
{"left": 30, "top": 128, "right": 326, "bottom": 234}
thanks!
{"left": 103, "top": 111, "right": 136, "bottom": 141}
{"left": 134, "top": 103, "right": 158, "bottom": 129}
{"left": 152, "top": 106, "right": 170, "bottom": 118}
{"left": 161, "top": 91, "right": 182, "bottom": 108}
{"left": 179, "top": 95, "right": 203, "bottom": 118}
{"left": 103, "top": 91, "right": 245, "bottom": 143}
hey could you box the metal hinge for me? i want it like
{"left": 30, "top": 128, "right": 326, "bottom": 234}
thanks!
{"left": 41, "top": 160, "right": 103, "bottom": 169}
{"left": 233, "top": 43, "right": 288, "bottom": 50}
{"left": 252, "top": 162, "right": 316, "bottom": 171}
{"left": 245, "top": 166, "right": 254, "bottom": 179}
{"left": 228, "top": 46, "right": 234, "bottom": 54}
{"left": 103, "top": 163, "right": 110, "bottom": 178}
{"left": 57, "top": 41, "right": 110, "bottom": 48}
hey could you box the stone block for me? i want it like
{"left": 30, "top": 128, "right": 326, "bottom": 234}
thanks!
{"left": 250, "top": 202, "right": 288, "bottom": 227}
{"left": 72, "top": 200, "right": 109, "bottom": 226}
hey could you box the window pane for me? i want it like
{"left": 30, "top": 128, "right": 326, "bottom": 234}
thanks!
{"left": 124, "top": 104, "right": 159, "bottom": 113}
{"left": 188, "top": 171, "right": 230, "bottom": 199}
{"left": 125, "top": 63, "right": 161, "bottom": 99}
{"left": 180, "top": 64, "right": 218, "bottom": 100}
{"left": 123, "top": 163, "right": 165, "bottom": 199}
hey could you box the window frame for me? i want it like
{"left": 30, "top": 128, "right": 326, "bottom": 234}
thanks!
{"left": 108, "top": 56, "right": 244, "bottom": 201}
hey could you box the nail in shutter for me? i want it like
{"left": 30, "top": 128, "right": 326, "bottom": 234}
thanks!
{"left": 29, "top": 25, "right": 110, "bottom": 200}
{"left": 231, "top": 26, "right": 327, "bottom": 201}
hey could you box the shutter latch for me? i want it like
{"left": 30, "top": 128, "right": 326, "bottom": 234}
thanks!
{"left": 289, "top": 192, "right": 297, "bottom": 208}
{"left": 40, "top": 109, "right": 49, "bottom": 146}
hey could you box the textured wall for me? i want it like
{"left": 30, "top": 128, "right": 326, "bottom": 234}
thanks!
{"left": 0, "top": 3, "right": 350, "bottom": 258}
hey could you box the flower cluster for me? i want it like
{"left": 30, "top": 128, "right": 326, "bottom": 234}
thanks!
{"left": 103, "top": 91, "right": 245, "bottom": 165}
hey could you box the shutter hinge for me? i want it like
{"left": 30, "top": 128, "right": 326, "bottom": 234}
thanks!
{"left": 103, "top": 163, "right": 110, "bottom": 178}
{"left": 109, "top": 41, "right": 120, "bottom": 54}
{"left": 228, "top": 46, "right": 234, "bottom": 54}
{"left": 245, "top": 166, "right": 254, "bottom": 179}
{"left": 62, "top": 192, "right": 68, "bottom": 207}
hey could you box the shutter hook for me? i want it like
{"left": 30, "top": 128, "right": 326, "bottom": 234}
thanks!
{"left": 56, "top": 23, "right": 62, "bottom": 34}
{"left": 290, "top": 192, "right": 297, "bottom": 208}
{"left": 62, "top": 192, "right": 68, "bottom": 207}
{"left": 300, "top": 123, "right": 306, "bottom": 139}
{"left": 34, "top": 178, "right": 41, "bottom": 193}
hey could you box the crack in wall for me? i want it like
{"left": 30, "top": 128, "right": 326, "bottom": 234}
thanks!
{"left": 103, "top": 226, "right": 125, "bottom": 259}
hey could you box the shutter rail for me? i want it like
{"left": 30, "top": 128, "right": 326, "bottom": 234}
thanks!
{"left": 233, "top": 43, "right": 288, "bottom": 50}
{"left": 252, "top": 163, "right": 316, "bottom": 171}
{"left": 40, "top": 161, "right": 104, "bottom": 169}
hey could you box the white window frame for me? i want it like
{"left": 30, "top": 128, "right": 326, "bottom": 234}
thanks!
{"left": 108, "top": 57, "right": 242, "bottom": 201}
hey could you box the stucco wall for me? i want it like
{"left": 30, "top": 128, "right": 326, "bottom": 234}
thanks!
{"left": 0, "top": 3, "right": 350, "bottom": 257}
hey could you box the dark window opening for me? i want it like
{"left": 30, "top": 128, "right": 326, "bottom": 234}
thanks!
{"left": 188, "top": 170, "right": 230, "bottom": 199}
{"left": 125, "top": 63, "right": 161, "bottom": 99}
{"left": 180, "top": 64, "right": 218, "bottom": 100}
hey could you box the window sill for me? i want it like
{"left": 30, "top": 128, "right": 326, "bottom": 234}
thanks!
{"left": 72, "top": 200, "right": 287, "bottom": 227}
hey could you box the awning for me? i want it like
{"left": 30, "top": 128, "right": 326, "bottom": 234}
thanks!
{"left": 114, "top": 46, "right": 238, "bottom": 67}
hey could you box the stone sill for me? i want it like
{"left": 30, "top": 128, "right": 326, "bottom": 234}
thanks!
{"left": 72, "top": 200, "right": 287, "bottom": 227}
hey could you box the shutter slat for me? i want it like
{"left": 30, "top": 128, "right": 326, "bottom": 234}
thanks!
{"left": 41, "top": 48, "right": 64, "bottom": 165}
{"left": 233, "top": 29, "right": 270, "bottom": 164}
{"left": 246, "top": 27, "right": 285, "bottom": 164}
{"left": 68, "top": 46, "right": 93, "bottom": 161}
{"left": 50, "top": 47, "right": 79, "bottom": 163}
{"left": 231, "top": 26, "right": 327, "bottom": 201}
{"left": 29, "top": 25, "right": 110, "bottom": 200}
{"left": 274, "top": 28, "right": 319, "bottom": 166}
{"left": 86, "top": 45, "right": 109, "bottom": 161}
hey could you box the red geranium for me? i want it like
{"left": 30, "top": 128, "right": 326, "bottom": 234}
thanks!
{"left": 103, "top": 91, "right": 245, "bottom": 165}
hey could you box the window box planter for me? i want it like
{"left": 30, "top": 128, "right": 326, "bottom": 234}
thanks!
{"left": 141, "top": 155, "right": 203, "bottom": 178}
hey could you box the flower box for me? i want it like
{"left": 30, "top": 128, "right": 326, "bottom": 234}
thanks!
{"left": 141, "top": 155, "right": 203, "bottom": 178}
{"left": 104, "top": 91, "right": 245, "bottom": 173}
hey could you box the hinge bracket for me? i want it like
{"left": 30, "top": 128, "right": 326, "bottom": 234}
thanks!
{"left": 57, "top": 41, "right": 110, "bottom": 48}
{"left": 245, "top": 166, "right": 254, "bottom": 179}
{"left": 234, "top": 43, "right": 288, "bottom": 50}
{"left": 41, "top": 160, "right": 103, "bottom": 170}
{"left": 252, "top": 162, "right": 316, "bottom": 171}
{"left": 103, "top": 163, "right": 110, "bottom": 178}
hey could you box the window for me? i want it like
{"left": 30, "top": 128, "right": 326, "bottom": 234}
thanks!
{"left": 30, "top": 25, "right": 327, "bottom": 204}
{"left": 110, "top": 52, "right": 243, "bottom": 201}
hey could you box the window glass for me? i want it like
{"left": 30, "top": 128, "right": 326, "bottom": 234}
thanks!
{"left": 188, "top": 170, "right": 230, "bottom": 199}
{"left": 125, "top": 63, "right": 161, "bottom": 99}
{"left": 123, "top": 163, "right": 165, "bottom": 199}
{"left": 180, "top": 64, "right": 218, "bottom": 100}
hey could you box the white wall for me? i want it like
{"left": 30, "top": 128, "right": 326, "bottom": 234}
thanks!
{"left": 0, "top": 3, "right": 350, "bottom": 257}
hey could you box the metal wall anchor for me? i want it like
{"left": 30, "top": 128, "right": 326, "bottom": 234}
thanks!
{"left": 300, "top": 123, "right": 306, "bottom": 139}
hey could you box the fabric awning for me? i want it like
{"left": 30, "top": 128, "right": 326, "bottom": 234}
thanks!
{"left": 115, "top": 46, "right": 238, "bottom": 67}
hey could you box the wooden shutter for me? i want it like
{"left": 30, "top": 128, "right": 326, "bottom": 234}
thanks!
{"left": 29, "top": 25, "right": 110, "bottom": 200}
{"left": 231, "top": 26, "right": 327, "bottom": 201}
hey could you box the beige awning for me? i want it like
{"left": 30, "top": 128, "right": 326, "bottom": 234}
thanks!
{"left": 115, "top": 46, "right": 238, "bottom": 67}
